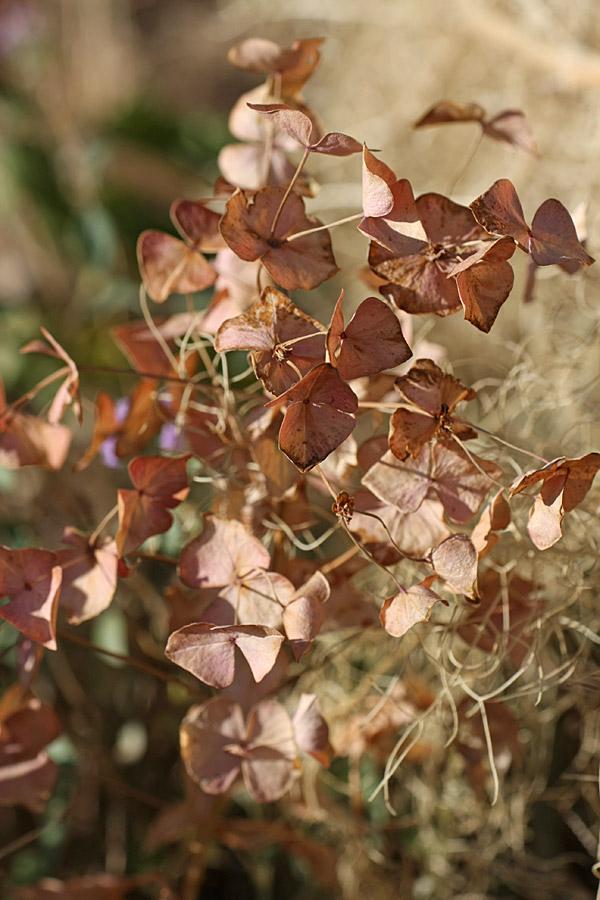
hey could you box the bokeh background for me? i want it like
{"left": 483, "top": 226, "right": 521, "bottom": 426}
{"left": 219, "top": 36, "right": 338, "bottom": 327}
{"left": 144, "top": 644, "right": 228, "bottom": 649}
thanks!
{"left": 2, "top": 1, "right": 600, "bottom": 898}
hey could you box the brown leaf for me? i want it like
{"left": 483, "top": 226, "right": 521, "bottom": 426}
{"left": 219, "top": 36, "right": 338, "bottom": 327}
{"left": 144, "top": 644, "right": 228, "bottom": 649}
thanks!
{"left": 380, "top": 583, "right": 442, "bottom": 637}
{"left": 414, "top": 100, "right": 486, "bottom": 127}
{"left": 327, "top": 293, "right": 411, "bottom": 380}
{"left": 115, "top": 454, "right": 190, "bottom": 556}
{"left": 220, "top": 187, "right": 339, "bottom": 291}
{"left": 137, "top": 230, "right": 216, "bottom": 303}
{"left": 267, "top": 363, "right": 358, "bottom": 472}
{"left": 0, "top": 548, "right": 62, "bottom": 649}
{"left": 431, "top": 534, "right": 479, "bottom": 599}
{"left": 166, "top": 623, "right": 284, "bottom": 688}
{"left": 56, "top": 528, "right": 118, "bottom": 624}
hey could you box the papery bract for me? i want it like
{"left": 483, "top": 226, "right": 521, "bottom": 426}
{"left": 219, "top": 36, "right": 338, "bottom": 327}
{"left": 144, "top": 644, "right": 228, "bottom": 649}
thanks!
{"left": 20, "top": 328, "right": 81, "bottom": 425}
{"left": 281, "top": 571, "right": 330, "bottom": 660}
{"left": 510, "top": 454, "right": 600, "bottom": 549}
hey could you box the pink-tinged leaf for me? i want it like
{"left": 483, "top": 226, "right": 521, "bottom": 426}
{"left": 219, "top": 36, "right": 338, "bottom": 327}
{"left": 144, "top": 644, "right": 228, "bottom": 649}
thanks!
{"left": 0, "top": 548, "right": 61, "bottom": 649}
{"left": 414, "top": 100, "right": 485, "bottom": 127}
{"left": 218, "top": 142, "right": 298, "bottom": 193}
{"left": 247, "top": 102, "right": 313, "bottom": 146}
{"left": 327, "top": 294, "right": 412, "bottom": 380}
{"left": 220, "top": 187, "right": 338, "bottom": 291}
{"left": 281, "top": 571, "right": 329, "bottom": 660}
{"left": 56, "top": 528, "right": 118, "bottom": 624}
{"left": 469, "top": 179, "right": 530, "bottom": 249}
{"left": 137, "top": 230, "right": 216, "bottom": 303}
{"left": 115, "top": 454, "right": 190, "bottom": 556}
{"left": 215, "top": 286, "right": 326, "bottom": 396}
{"left": 0, "top": 687, "right": 60, "bottom": 812}
{"left": 170, "top": 198, "right": 226, "bottom": 252}
{"left": 527, "top": 492, "right": 564, "bottom": 550}
{"left": 431, "top": 441, "right": 503, "bottom": 524}
{"left": 180, "top": 698, "right": 246, "bottom": 794}
{"left": 482, "top": 110, "right": 537, "bottom": 156}
{"left": 292, "top": 693, "right": 333, "bottom": 766}
{"left": 178, "top": 515, "right": 270, "bottom": 589}
{"left": 20, "top": 328, "right": 81, "bottom": 425}
{"left": 453, "top": 237, "right": 516, "bottom": 332}
{"left": 510, "top": 454, "right": 600, "bottom": 549}
{"left": 243, "top": 701, "right": 298, "bottom": 802}
{"left": 361, "top": 146, "right": 396, "bottom": 218}
{"left": 380, "top": 584, "right": 442, "bottom": 637}
{"left": 216, "top": 570, "right": 293, "bottom": 629}
{"left": 431, "top": 534, "right": 478, "bottom": 600}
{"left": 362, "top": 446, "right": 432, "bottom": 513}
{"left": 310, "top": 131, "right": 362, "bottom": 156}
{"left": 267, "top": 363, "right": 358, "bottom": 472}
{"left": 165, "top": 623, "right": 284, "bottom": 688}
{"left": 529, "top": 199, "right": 595, "bottom": 267}
{"left": 0, "top": 410, "right": 71, "bottom": 471}
{"left": 471, "top": 491, "right": 510, "bottom": 557}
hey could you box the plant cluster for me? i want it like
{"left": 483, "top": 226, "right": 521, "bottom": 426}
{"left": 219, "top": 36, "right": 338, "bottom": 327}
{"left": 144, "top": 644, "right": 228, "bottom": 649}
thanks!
{"left": 1, "top": 35, "right": 599, "bottom": 900}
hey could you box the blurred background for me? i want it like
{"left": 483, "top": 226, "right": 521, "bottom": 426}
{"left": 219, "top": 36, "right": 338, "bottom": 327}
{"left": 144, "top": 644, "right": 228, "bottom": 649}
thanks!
{"left": 2, "top": 1, "right": 600, "bottom": 898}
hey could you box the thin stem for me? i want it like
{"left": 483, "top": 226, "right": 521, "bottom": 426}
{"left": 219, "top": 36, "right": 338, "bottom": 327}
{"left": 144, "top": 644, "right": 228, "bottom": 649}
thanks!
{"left": 78, "top": 364, "right": 193, "bottom": 386}
{"left": 139, "top": 285, "right": 181, "bottom": 376}
{"left": 57, "top": 629, "right": 204, "bottom": 695}
{"left": 446, "top": 128, "right": 483, "bottom": 195}
{"left": 270, "top": 145, "right": 311, "bottom": 236}
{"left": 286, "top": 212, "right": 363, "bottom": 243}
{"left": 89, "top": 504, "right": 119, "bottom": 545}
{"left": 453, "top": 416, "right": 550, "bottom": 464}
{"left": 3, "top": 366, "right": 71, "bottom": 415}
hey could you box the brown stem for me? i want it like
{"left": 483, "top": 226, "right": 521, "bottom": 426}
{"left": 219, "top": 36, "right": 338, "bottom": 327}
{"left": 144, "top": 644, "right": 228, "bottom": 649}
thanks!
{"left": 270, "top": 145, "right": 311, "bottom": 237}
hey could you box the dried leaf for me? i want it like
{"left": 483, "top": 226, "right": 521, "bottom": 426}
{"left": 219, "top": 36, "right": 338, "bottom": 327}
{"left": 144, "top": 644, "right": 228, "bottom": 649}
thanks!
{"left": 327, "top": 293, "right": 411, "bottom": 380}
{"left": 0, "top": 548, "right": 62, "bottom": 649}
{"left": 292, "top": 693, "right": 333, "bottom": 766}
{"left": 380, "top": 584, "right": 442, "bottom": 637}
{"left": 431, "top": 534, "right": 479, "bottom": 599}
{"left": 116, "top": 454, "right": 190, "bottom": 556}
{"left": 267, "top": 363, "right": 358, "bottom": 472}
{"left": 166, "top": 623, "right": 284, "bottom": 688}
{"left": 220, "top": 187, "right": 339, "bottom": 291}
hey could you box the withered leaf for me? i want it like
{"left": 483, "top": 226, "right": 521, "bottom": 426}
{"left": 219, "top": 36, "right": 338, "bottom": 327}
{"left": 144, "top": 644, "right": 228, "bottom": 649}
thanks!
{"left": 431, "top": 533, "right": 479, "bottom": 600}
{"left": 166, "top": 624, "right": 284, "bottom": 688}
{"left": 380, "top": 583, "right": 442, "bottom": 638}
{"left": 510, "top": 454, "right": 600, "bottom": 549}
{"left": 215, "top": 286, "right": 326, "bottom": 396}
{"left": 327, "top": 293, "right": 411, "bottom": 380}
{"left": 266, "top": 363, "right": 358, "bottom": 472}
{"left": 220, "top": 186, "right": 339, "bottom": 291}
{"left": 116, "top": 454, "right": 190, "bottom": 556}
